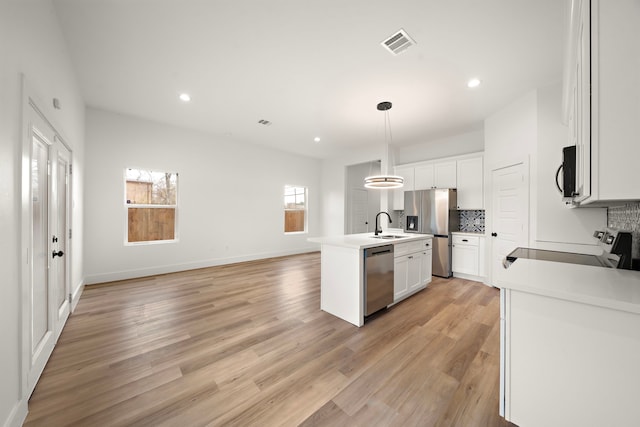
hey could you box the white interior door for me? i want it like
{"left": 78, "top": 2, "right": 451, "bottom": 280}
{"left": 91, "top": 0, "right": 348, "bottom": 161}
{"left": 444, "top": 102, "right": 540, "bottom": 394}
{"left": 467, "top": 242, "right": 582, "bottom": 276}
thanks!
{"left": 350, "top": 188, "right": 369, "bottom": 234}
{"left": 23, "top": 102, "right": 72, "bottom": 397}
{"left": 52, "top": 139, "right": 71, "bottom": 340}
{"left": 490, "top": 162, "right": 528, "bottom": 283}
{"left": 27, "top": 126, "right": 56, "bottom": 395}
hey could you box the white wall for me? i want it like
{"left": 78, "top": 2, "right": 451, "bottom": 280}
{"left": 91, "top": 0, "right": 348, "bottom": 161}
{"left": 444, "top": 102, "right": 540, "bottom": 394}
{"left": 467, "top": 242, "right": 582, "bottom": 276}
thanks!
{"left": 484, "top": 84, "right": 606, "bottom": 284}
{"left": 483, "top": 91, "right": 537, "bottom": 285}
{"left": 320, "top": 148, "right": 385, "bottom": 237}
{"left": 0, "top": 1, "right": 85, "bottom": 426}
{"left": 533, "top": 84, "right": 606, "bottom": 251}
{"left": 84, "top": 108, "right": 321, "bottom": 283}
{"left": 395, "top": 129, "right": 484, "bottom": 165}
{"left": 485, "top": 92, "right": 537, "bottom": 169}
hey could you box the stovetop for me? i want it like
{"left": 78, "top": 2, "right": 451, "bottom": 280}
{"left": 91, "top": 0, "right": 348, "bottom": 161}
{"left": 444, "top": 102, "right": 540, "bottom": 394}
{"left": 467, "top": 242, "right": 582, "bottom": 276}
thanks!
{"left": 505, "top": 248, "right": 612, "bottom": 267}
{"left": 505, "top": 228, "right": 633, "bottom": 270}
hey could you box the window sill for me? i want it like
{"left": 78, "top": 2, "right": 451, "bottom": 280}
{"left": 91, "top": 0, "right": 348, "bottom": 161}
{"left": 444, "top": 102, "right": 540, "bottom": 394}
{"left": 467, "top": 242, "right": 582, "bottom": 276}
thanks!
{"left": 125, "top": 239, "right": 179, "bottom": 246}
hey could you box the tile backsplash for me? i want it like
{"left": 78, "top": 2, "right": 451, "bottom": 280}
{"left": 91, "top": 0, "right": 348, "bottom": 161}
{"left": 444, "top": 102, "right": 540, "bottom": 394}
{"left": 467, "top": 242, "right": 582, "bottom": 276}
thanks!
{"left": 607, "top": 202, "right": 640, "bottom": 259}
{"left": 459, "top": 210, "right": 485, "bottom": 233}
{"left": 390, "top": 209, "right": 485, "bottom": 233}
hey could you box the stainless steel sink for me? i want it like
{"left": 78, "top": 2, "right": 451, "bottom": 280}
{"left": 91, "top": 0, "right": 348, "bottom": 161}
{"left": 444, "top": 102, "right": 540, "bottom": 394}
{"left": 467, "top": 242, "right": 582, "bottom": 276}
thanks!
{"left": 372, "top": 235, "right": 407, "bottom": 239}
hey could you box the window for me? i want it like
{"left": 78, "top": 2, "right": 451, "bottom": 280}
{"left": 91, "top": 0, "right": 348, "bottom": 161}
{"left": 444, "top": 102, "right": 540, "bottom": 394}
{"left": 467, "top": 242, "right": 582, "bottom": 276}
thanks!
{"left": 284, "top": 185, "right": 307, "bottom": 233}
{"left": 125, "top": 168, "right": 178, "bottom": 243}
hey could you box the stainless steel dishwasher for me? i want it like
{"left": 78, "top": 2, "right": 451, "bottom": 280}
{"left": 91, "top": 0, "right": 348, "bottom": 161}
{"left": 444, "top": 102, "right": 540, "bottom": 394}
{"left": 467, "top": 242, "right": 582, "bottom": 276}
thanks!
{"left": 364, "top": 244, "right": 394, "bottom": 317}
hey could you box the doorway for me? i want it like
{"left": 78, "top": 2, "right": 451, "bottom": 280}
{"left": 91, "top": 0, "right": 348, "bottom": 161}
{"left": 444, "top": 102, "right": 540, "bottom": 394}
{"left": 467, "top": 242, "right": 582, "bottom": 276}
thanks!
{"left": 345, "top": 161, "right": 381, "bottom": 234}
{"left": 21, "top": 97, "right": 72, "bottom": 397}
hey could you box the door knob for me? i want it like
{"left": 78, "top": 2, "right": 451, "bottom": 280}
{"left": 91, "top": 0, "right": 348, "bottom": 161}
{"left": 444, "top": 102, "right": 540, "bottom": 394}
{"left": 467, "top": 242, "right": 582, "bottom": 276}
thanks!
{"left": 52, "top": 250, "right": 64, "bottom": 258}
{"left": 491, "top": 232, "right": 498, "bottom": 237}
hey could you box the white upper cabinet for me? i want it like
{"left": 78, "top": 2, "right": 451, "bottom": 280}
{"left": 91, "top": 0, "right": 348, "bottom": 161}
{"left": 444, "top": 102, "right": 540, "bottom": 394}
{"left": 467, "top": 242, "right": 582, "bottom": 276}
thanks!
{"left": 565, "top": 0, "right": 591, "bottom": 203}
{"left": 434, "top": 161, "right": 457, "bottom": 188}
{"left": 456, "top": 157, "right": 483, "bottom": 209}
{"left": 564, "top": 0, "right": 640, "bottom": 205}
{"left": 393, "top": 154, "right": 483, "bottom": 211}
{"left": 392, "top": 166, "right": 414, "bottom": 210}
{"left": 414, "top": 164, "right": 434, "bottom": 190}
{"left": 414, "top": 161, "right": 456, "bottom": 190}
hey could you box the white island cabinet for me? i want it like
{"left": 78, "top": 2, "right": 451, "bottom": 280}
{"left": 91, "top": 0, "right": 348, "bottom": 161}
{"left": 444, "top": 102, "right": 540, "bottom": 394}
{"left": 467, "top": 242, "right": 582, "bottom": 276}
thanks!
{"left": 393, "top": 239, "right": 432, "bottom": 303}
{"left": 308, "top": 232, "right": 433, "bottom": 327}
{"left": 498, "top": 259, "right": 640, "bottom": 426}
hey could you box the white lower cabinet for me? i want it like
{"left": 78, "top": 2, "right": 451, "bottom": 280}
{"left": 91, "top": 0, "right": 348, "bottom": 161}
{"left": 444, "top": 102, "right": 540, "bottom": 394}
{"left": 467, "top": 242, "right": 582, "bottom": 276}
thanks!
{"left": 421, "top": 247, "right": 433, "bottom": 287}
{"left": 452, "top": 244, "right": 478, "bottom": 275}
{"left": 393, "top": 256, "right": 410, "bottom": 301}
{"left": 394, "top": 238, "right": 432, "bottom": 303}
{"left": 451, "top": 233, "right": 484, "bottom": 280}
{"left": 406, "top": 253, "right": 422, "bottom": 293}
{"left": 502, "top": 288, "right": 640, "bottom": 426}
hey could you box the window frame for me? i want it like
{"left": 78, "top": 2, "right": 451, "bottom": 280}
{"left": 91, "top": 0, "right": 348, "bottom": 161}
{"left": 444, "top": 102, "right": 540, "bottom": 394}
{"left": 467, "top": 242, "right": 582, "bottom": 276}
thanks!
{"left": 283, "top": 185, "right": 308, "bottom": 235}
{"left": 124, "top": 168, "right": 179, "bottom": 245}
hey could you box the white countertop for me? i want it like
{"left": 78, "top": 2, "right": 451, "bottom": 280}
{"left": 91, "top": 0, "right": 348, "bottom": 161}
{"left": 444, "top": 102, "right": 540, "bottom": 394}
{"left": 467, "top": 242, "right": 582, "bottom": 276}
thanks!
{"left": 308, "top": 231, "right": 433, "bottom": 250}
{"left": 497, "top": 258, "right": 640, "bottom": 314}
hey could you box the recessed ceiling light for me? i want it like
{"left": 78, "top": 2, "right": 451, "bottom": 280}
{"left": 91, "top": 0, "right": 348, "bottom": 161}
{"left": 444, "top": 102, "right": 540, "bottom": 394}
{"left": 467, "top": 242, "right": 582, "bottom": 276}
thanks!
{"left": 179, "top": 93, "right": 191, "bottom": 102}
{"left": 314, "top": 137, "right": 321, "bottom": 143}
{"left": 467, "top": 78, "right": 481, "bottom": 88}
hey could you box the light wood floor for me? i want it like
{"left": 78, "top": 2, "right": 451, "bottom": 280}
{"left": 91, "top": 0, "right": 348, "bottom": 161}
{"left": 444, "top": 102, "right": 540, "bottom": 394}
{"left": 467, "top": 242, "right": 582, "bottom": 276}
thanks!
{"left": 25, "top": 252, "right": 512, "bottom": 426}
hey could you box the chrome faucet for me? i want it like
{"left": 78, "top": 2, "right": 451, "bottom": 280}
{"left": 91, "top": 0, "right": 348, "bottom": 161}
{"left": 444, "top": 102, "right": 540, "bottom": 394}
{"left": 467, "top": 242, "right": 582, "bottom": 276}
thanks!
{"left": 374, "top": 211, "right": 392, "bottom": 236}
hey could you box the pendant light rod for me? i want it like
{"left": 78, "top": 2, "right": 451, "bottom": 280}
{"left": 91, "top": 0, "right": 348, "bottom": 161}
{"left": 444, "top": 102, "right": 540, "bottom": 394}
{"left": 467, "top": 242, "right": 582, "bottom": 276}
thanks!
{"left": 364, "top": 101, "right": 404, "bottom": 189}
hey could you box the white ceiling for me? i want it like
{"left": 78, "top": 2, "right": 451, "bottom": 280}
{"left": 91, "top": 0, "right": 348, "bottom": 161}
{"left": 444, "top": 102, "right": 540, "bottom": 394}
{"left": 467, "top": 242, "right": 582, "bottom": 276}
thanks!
{"left": 52, "top": 0, "right": 565, "bottom": 159}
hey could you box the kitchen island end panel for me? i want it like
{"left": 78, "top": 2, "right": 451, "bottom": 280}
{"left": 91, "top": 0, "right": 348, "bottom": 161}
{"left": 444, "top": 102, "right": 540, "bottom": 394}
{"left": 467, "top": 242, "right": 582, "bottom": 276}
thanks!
{"left": 320, "top": 244, "right": 364, "bottom": 327}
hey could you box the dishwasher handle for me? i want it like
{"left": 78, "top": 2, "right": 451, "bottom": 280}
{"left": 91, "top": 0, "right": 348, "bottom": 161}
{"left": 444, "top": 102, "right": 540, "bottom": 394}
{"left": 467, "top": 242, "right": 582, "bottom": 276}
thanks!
{"left": 366, "top": 245, "right": 394, "bottom": 257}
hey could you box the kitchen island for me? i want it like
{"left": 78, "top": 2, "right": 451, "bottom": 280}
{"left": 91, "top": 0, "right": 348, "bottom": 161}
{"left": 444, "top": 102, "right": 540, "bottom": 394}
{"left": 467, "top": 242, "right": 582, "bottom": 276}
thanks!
{"left": 497, "top": 258, "right": 640, "bottom": 426}
{"left": 308, "top": 231, "right": 433, "bottom": 327}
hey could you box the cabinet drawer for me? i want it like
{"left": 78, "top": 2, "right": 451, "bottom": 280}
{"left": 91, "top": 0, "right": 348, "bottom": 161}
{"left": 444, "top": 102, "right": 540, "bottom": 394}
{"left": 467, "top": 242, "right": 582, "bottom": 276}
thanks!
{"left": 452, "top": 235, "right": 479, "bottom": 246}
{"left": 395, "top": 239, "right": 431, "bottom": 257}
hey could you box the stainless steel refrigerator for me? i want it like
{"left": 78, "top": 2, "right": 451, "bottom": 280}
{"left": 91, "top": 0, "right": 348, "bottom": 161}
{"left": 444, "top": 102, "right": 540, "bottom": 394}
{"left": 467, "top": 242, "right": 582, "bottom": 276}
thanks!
{"left": 404, "top": 189, "right": 459, "bottom": 277}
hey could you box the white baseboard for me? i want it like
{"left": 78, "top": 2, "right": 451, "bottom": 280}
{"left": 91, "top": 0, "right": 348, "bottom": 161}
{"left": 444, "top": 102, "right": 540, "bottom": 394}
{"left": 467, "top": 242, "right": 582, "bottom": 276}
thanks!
{"left": 453, "top": 271, "right": 485, "bottom": 283}
{"left": 70, "top": 280, "right": 84, "bottom": 312}
{"left": 84, "top": 247, "right": 319, "bottom": 285}
{"left": 3, "top": 398, "right": 28, "bottom": 427}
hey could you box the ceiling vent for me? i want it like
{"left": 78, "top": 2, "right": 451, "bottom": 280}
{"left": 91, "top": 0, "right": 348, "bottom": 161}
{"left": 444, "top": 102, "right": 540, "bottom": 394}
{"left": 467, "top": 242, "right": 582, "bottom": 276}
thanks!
{"left": 258, "top": 119, "right": 272, "bottom": 126}
{"left": 381, "top": 28, "right": 416, "bottom": 55}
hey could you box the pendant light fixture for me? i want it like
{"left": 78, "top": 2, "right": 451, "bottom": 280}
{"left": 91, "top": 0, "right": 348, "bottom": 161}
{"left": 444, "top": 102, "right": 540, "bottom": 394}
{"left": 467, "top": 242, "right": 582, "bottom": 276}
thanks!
{"left": 364, "top": 101, "right": 404, "bottom": 189}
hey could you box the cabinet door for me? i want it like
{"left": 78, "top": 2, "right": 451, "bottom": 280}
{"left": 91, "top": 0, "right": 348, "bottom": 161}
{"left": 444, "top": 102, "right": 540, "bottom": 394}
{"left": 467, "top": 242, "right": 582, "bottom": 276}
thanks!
{"left": 421, "top": 248, "right": 433, "bottom": 286}
{"left": 452, "top": 244, "right": 479, "bottom": 275}
{"left": 456, "top": 157, "right": 483, "bottom": 209}
{"left": 414, "top": 164, "right": 434, "bottom": 190}
{"left": 393, "top": 166, "right": 414, "bottom": 210}
{"left": 407, "top": 253, "right": 423, "bottom": 292}
{"left": 394, "top": 256, "right": 409, "bottom": 301}
{"left": 434, "top": 161, "right": 457, "bottom": 188}
{"left": 478, "top": 236, "right": 486, "bottom": 278}
{"left": 573, "top": 1, "right": 591, "bottom": 202}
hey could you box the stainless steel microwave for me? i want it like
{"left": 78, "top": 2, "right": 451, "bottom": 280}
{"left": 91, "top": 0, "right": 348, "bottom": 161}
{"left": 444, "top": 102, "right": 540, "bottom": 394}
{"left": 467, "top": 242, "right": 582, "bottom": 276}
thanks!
{"left": 556, "top": 145, "right": 577, "bottom": 199}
